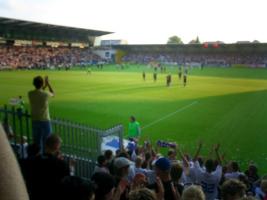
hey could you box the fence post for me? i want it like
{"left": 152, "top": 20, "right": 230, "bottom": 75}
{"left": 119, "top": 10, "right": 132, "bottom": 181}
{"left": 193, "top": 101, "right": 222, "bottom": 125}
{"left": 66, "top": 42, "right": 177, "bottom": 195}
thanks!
{"left": 96, "top": 130, "right": 103, "bottom": 158}
{"left": 3, "top": 104, "right": 8, "bottom": 120}
{"left": 0, "top": 105, "right": 126, "bottom": 180}
{"left": 11, "top": 106, "right": 17, "bottom": 145}
{"left": 25, "top": 110, "right": 31, "bottom": 143}
{"left": 119, "top": 125, "right": 124, "bottom": 151}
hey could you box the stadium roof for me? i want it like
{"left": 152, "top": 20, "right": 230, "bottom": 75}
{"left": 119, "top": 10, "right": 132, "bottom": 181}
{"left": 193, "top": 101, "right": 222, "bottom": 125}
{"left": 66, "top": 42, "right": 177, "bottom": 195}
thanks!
{"left": 0, "top": 17, "right": 112, "bottom": 43}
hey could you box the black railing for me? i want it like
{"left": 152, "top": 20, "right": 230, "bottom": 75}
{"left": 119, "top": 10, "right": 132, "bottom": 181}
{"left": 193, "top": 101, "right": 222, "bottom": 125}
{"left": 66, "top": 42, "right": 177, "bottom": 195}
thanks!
{"left": 0, "top": 105, "right": 123, "bottom": 179}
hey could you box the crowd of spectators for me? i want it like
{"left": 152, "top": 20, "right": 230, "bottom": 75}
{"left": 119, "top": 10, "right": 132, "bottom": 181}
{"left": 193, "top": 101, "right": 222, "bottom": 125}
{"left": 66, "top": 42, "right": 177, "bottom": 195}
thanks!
{"left": 122, "top": 52, "right": 267, "bottom": 67}
{"left": 1, "top": 45, "right": 267, "bottom": 70}
{"left": 2, "top": 120, "right": 267, "bottom": 200}
{"left": 0, "top": 45, "right": 101, "bottom": 69}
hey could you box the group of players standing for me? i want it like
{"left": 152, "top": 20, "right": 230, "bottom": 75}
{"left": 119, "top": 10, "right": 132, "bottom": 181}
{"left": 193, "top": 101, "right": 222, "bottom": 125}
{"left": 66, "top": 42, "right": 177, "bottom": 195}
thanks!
{"left": 142, "top": 64, "right": 188, "bottom": 87}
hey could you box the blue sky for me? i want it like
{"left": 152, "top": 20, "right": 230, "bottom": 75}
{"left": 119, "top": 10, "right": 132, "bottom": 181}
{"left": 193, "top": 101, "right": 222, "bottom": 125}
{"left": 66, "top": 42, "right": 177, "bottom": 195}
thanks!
{"left": 0, "top": 0, "right": 267, "bottom": 44}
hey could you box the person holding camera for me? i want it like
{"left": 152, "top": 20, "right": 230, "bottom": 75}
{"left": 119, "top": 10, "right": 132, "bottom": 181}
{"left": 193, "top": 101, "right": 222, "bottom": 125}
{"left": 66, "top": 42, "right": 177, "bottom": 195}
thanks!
{"left": 28, "top": 75, "right": 55, "bottom": 154}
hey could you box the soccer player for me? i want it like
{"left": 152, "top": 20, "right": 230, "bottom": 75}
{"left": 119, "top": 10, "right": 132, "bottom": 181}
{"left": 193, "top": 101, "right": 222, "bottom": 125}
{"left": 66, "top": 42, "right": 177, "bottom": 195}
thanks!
{"left": 166, "top": 74, "right": 171, "bottom": 87}
{"left": 153, "top": 72, "right": 157, "bottom": 82}
{"left": 160, "top": 66, "right": 163, "bottom": 73}
{"left": 164, "top": 66, "right": 167, "bottom": 73}
{"left": 183, "top": 67, "right": 188, "bottom": 86}
{"left": 178, "top": 66, "right": 182, "bottom": 80}
{"left": 87, "top": 67, "right": 91, "bottom": 75}
{"left": 128, "top": 116, "right": 141, "bottom": 142}
{"left": 183, "top": 73, "right": 187, "bottom": 87}
{"left": 201, "top": 63, "right": 204, "bottom": 70}
{"left": 142, "top": 71, "right": 146, "bottom": 81}
{"left": 184, "top": 66, "right": 188, "bottom": 75}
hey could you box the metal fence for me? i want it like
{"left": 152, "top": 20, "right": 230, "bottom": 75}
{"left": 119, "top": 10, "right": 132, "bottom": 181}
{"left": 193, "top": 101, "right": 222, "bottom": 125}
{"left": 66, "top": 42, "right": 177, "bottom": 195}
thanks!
{"left": 0, "top": 105, "right": 123, "bottom": 179}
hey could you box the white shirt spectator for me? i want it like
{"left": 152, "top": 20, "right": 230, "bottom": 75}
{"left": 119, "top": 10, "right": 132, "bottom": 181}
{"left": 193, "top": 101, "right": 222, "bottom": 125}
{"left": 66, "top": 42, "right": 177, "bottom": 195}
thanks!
{"left": 134, "top": 167, "right": 147, "bottom": 175}
{"left": 194, "top": 161, "right": 222, "bottom": 200}
{"left": 180, "top": 160, "right": 199, "bottom": 187}
{"left": 224, "top": 171, "right": 244, "bottom": 180}
{"left": 181, "top": 167, "right": 197, "bottom": 187}
{"left": 93, "top": 165, "right": 110, "bottom": 174}
{"left": 127, "top": 161, "right": 136, "bottom": 182}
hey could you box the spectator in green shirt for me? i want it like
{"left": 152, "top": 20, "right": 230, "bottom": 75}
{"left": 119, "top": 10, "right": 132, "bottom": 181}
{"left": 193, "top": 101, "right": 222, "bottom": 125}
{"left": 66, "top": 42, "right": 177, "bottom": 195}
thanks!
{"left": 128, "top": 116, "right": 141, "bottom": 141}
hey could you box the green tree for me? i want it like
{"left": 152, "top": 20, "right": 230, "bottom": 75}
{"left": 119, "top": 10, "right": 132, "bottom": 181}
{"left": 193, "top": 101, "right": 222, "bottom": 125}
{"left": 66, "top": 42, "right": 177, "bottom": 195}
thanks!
{"left": 195, "top": 36, "right": 201, "bottom": 44}
{"left": 189, "top": 36, "right": 201, "bottom": 44}
{"left": 167, "top": 36, "right": 183, "bottom": 44}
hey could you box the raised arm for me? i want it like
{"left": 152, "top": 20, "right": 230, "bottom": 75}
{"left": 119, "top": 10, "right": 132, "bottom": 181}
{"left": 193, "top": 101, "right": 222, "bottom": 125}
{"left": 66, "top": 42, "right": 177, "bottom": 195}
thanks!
{"left": 176, "top": 144, "right": 189, "bottom": 168}
{"left": 214, "top": 144, "right": 222, "bottom": 165}
{"left": 44, "top": 76, "right": 55, "bottom": 96}
{"left": 193, "top": 141, "right": 202, "bottom": 162}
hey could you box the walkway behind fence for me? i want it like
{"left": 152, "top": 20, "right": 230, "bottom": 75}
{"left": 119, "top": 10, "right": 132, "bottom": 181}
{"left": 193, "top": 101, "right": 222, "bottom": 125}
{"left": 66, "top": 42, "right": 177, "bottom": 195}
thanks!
{"left": 0, "top": 105, "right": 123, "bottom": 179}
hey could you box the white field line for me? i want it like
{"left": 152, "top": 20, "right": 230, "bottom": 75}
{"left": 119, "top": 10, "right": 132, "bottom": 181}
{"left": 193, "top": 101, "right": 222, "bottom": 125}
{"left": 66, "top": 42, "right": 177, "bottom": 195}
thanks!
{"left": 141, "top": 101, "right": 198, "bottom": 130}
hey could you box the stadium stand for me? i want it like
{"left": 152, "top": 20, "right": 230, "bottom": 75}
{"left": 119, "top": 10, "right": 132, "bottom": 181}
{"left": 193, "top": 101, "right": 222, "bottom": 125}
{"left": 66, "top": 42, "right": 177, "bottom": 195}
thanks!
{"left": 115, "top": 44, "right": 267, "bottom": 68}
{"left": 122, "top": 52, "right": 267, "bottom": 67}
{"left": 0, "top": 17, "right": 112, "bottom": 70}
{"left": 0, "top": 46, "right": 102, "bottom": 69}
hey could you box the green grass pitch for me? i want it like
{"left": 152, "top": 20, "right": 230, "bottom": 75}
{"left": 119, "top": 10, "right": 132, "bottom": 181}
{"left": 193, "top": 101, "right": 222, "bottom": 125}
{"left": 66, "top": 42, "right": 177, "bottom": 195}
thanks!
{"left": 1, "top": 65, "right": 267, "bottom": 170}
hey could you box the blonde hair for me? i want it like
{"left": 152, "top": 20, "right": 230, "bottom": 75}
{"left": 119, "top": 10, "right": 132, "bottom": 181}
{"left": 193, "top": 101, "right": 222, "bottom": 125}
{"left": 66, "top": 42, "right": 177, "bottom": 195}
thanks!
{"left": 182, "top": 185, "right": 205, "bottom": 200}
{"left": 129, "top": 188, "right": 157, "bottom": 200}
{"left": 221, "top": 179, "right": 246, "bottom": 200}
{"left": 261, "top": 180, "right": 267, "bottom": 193}
{"left": 170, "top": 163, "right": 183, "bottom": 182}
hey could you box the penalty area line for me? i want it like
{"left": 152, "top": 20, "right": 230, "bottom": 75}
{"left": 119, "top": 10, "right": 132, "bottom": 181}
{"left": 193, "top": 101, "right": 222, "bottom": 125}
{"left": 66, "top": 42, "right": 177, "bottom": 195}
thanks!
{"left": 141, "top": 101, "right": 198, "bottom": 130}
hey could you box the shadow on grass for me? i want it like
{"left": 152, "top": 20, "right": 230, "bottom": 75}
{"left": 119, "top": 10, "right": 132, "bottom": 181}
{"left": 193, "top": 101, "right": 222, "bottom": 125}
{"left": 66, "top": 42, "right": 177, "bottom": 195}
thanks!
{"left": 50, "top": 89, "right": 267, "bottom": 170}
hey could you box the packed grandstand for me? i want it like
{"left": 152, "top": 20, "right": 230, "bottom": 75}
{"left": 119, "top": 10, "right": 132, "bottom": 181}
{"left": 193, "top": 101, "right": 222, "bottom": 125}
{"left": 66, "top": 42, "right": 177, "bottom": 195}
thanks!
{"left": 1, "top": 16, "right": 267, "bottom": 200}
{"left": 0, "top": 46, "right": 102, "bottom": 69}
{"left": 2, "top": 44, "right": 267, "bottom": 70}
{"left": 117, "top": 44, "right": 267, "bottom": 67}
{"left": 121, "top": 52, "right": 267, "bottom": 67}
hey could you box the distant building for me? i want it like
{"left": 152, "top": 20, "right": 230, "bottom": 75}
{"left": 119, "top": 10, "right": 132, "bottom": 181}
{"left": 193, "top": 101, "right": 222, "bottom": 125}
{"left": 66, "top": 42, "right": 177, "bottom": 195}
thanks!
{"left": 204, "top": 41, "right": 224, "bottom": 44}
{"left": 236, "top": 41, "right": 251, "bottom": 44}
{"left": 100, "top": 40, "right": 128, "bottom": 46}
{"left": 189, "top": 36, "right": 201, "bottom": 44}
{"left": 253, "top": 40, "right": 260, "bottom": 43}
{"left": 189, "top": 40, "right": 197, "bottom": 44}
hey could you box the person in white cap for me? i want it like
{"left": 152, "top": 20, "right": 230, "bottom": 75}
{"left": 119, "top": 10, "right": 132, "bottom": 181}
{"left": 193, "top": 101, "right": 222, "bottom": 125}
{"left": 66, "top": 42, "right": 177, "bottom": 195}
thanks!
{"left": 113, "top": 157, "right": 131, "bottom": 200}
{"left": 114, "top": 157, "right": 131, "bottom": 178}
